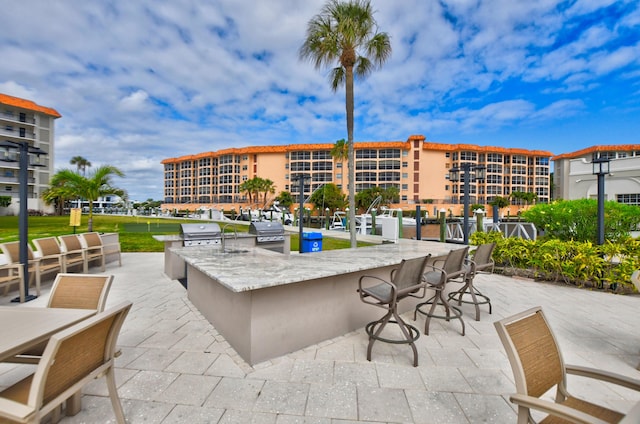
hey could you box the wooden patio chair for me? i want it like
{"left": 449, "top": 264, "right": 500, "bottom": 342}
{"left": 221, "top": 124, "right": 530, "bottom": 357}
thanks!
{"left": 79, "top": 232, "right": 106, "bottom": 271}
{"left": 8, "top": 273, "right": 114, "bottom": 364}
{"left": 414, "top": 247, "right": 469, "bottom": 336}
{"left": 57, "top": 235, "right": 88, "bottom": 273}
{"left": 495, "top": 306, "right": 640, "bottom": 424}
{"left": 358, "top": 255, "right": 431, "bottom": 366}
{"left": 0, "top": 242, "right": 42, "bottom": 301}
{"left": 448, "top": 242, "right": 495, "bottom": 321}
{"left": 0, "top": 301, "right": 132, "bottom": 424}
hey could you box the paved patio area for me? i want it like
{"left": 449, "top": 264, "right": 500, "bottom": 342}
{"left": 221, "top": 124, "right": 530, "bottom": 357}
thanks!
{"left": 1, "top": 249, "right": 639, "bottom": 423}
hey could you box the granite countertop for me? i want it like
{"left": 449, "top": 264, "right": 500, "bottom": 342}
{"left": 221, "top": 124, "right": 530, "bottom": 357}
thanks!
{"left": 154, "top": 233, "right": 256, "bottom": 242}
{"left": 172, "top": 241, "right": 458, "bottom": 293}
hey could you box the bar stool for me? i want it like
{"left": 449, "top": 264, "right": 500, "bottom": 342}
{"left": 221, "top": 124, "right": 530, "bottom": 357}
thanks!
{"left": 414, "top": 247, "right": 469, "bottom": 336}
{"left": 448, "top": 242, "right": 495, "bottom": 321}
{"left": 358, "top": 255, "right": 431, "bottom": 366}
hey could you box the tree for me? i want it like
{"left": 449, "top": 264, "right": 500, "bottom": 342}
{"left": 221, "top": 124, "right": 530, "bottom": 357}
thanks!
{"left": 330, "top": 139, "right": 348, "bottom": 191}
{"left": 240, "top": 177, "right": 276, "bottom": 207}
{"left": 70, "top": 156, "right": 92, "bottom": 176}
{"left": 309, "top": 183, "right": 346, "bottom": 213}
{"left": 489, "top": 196, "right": 510, "bottom": 221}
{"left": 275, "top": 191, "right": 295, "bottom": 209}
{"left": 300, "top": 0, "right": 391, "bottom": 248}
{"left": 49, "top": 165, "right": 126, "bottom": 231}
{"left": 257, "top": 178, "right": 276, "bottom": 206}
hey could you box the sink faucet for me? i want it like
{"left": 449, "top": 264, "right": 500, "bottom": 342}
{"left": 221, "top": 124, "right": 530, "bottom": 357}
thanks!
{"left": 221, "top": 224, "right": 238, "bottom": 251}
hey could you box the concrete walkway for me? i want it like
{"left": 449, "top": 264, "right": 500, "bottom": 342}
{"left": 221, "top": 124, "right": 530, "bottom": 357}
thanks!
{"left": 1, "top": 249, "right": 639, "bottom": 423}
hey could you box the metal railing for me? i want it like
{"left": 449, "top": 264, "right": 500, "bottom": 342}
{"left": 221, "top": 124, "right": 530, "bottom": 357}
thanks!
{"left": 446, "top": 221, "right": 537, "bottom": 243}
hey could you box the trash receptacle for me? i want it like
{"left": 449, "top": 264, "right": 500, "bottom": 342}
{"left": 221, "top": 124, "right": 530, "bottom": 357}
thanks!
{"left": 301, "top": 232, "right": 323, "bottom": 253}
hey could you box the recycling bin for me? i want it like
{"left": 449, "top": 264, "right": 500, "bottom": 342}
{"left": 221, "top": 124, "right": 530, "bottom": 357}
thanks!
{"left": 301, "top": 232, "right": 323, "bottom": 253}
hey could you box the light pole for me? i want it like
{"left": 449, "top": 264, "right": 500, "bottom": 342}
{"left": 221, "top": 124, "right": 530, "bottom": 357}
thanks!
{"left": 0, "top": 140, "right": 47, "bottom": 302}
{"left": 592, "top": 156, "right": 610, "bottom": 245}
{"left": 449, "top": 163, "right": 485, "bottom": 245}
{"left": 291, "top": 173, "right": 310, "bottom": 253}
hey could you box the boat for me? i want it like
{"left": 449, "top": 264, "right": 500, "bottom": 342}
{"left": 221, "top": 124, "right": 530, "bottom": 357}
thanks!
{"left": 329, "top": 211, "right": 347, "bottom": 231}
{"left": 236, "top": 203, "right": 294, "bottom": 225}
{"left": 376, "top": 206, "right": 426, "bottom": 226}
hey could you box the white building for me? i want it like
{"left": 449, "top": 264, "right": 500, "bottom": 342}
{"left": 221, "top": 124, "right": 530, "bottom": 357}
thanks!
{"left": 553, "top": 145, "right": 640, "bottom": 205}
{"left": 0, "top": 93, "right": 61, "bottom": 215}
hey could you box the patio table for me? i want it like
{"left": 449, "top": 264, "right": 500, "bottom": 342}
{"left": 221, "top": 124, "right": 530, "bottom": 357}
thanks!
{"left": 0, "top": 306, "right": 96, "bottom": 415}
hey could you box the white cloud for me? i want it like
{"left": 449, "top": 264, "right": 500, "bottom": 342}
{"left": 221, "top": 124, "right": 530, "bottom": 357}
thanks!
{"left": 0, "top": 0, "right": 638, "bottom": 199}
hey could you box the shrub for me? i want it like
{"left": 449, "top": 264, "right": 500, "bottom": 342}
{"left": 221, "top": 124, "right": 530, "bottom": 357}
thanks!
{"left": 470, "top": 231, "right": 640, "bottom": 293}
{"left": 522, "top": 199, "right": 640, "bottom": 243}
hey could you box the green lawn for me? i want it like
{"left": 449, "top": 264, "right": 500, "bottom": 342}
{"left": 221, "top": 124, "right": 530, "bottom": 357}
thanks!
{"left": 0, "top": 215, "right": 369, "bottom": 252}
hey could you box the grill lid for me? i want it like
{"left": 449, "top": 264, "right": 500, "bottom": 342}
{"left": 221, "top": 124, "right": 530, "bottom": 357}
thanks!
{"left": 249, "top": 221, "right": 285, "bottom": 242}
{"left": 180, "top": 223, "right": 222, "bottom": 240}
{"left": 249, "top": 221, "right": 284, "bottom": 236}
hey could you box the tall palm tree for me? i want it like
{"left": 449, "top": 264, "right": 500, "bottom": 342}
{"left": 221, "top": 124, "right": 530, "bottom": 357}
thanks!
{"left": 50, "top": 165, "right": 126, "bottom": 231}
{"left": 330, "top": 139, "right": 349, "bottom": 191}
{"left": 69, "top": 156, "right": 92, "bottom": 176}
{"left": 300, "top": 0, "right": 391, "bottom": 247}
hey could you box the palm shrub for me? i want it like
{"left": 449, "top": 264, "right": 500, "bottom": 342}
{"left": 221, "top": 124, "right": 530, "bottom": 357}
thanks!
{"left": 469, "top": 231, "right": 640, "bottom": 292}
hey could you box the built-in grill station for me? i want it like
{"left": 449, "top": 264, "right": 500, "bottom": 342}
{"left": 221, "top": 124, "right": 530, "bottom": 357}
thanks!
{"left": 249, "top": 221, "right": 286, "bottom": 253}
{"left": 180, "top": 223, "right": 222, "bottom": 246}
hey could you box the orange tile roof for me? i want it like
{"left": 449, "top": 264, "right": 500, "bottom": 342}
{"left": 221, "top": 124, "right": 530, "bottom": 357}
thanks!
{"left": 0, "top": 93, "right": 61, "bottom": 118}
{"left": 161, "top": 136, "right": 554, "bottom": 165}
{"left": 552, "top": 144, "right": 640, "bottom": 160}
{"left": 161, "top": 141, "right": 411, "bottom": 164}
{"left": 423, "top": 142, "right": 553, "bottom": 157}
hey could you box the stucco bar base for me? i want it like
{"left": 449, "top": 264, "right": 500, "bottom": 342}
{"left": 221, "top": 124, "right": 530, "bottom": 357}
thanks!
{"left": 177, "top": 241, "right": 458, "bottom": 365}
{"left": 186, "top": 261, "right": 430, "bottom": 365}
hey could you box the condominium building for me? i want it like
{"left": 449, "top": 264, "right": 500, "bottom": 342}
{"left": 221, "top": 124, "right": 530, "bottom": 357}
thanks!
{"left": 161, "top": 135, "right": 553, "bottom": 214}
{"left": 553, "top": 145, "right": 640, "bottom": 205}
{"left": 0, "top": 94, "right": 61, "bottom": 215}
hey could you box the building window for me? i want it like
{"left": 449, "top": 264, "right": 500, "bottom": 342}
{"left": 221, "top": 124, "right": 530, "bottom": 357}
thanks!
{"left": 313, "top": 150, "right": 331, "bottom": 160}
{"left": 356, "top": 149, "right": 377, "bottom": 159}
{"left": 460, "top": 151, "right": 477, "bottom": 161}
{"left": 291, "top": 151, "right": 311, "bottom": 160}
{"left": 617, "top": 193, "right": 640, "bottom": 206}
{"left": 379, "top": 149, "right": 400, "bottom": 158}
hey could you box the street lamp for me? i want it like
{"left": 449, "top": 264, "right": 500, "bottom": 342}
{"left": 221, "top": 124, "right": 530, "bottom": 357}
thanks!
{"left": 291, "top": 173, "right": 310, "bottom": 253}
{"left": 0, "top": 140, "right": 48, "bottom": 302}
{"left": 592, "top": 156, "right": 610, "bottom": 245}
{"left": 449, "top": 163, "right": 485, "bottom": 245}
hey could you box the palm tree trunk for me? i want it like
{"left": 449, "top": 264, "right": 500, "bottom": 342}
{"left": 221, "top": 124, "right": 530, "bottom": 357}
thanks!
{"left": 346, "top": 66, "right": 356, "bottom": 248}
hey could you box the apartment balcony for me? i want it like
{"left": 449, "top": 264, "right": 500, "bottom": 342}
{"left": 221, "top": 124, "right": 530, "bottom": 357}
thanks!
{"left": 0, "top": 113, "right": 36, "bottom": 127}
{"left": 0, "top": 127, "right": 37, "bottom": 142}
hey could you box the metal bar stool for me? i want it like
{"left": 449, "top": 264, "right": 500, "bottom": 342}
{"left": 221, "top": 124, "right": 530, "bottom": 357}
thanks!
{"left": 414, "top": 247, "right": 469, "bottom": 336}
{"left": 448, "top": 242, "right": 495, "bottom": 321}
{"left": 358, "top": 255, "right": 431, "bottom": 366}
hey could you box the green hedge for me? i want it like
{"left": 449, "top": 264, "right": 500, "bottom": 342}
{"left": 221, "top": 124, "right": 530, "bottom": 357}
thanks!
{"left": 470, "top": 231, "right": 640, "bottom": 293}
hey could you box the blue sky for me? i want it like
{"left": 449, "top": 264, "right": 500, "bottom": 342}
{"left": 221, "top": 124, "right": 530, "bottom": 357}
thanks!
{"left": 1, "top": 0, "right": 638, "bottom": 201}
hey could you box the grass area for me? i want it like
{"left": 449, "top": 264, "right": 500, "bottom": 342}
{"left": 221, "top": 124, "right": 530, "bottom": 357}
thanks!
{"left": 0, "top": 215, "right": 370, "bottom": 252}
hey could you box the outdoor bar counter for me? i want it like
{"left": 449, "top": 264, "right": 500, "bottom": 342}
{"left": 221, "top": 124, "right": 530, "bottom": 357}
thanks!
{"left": 172, "top": 240, "right": 459, "bottom": 365}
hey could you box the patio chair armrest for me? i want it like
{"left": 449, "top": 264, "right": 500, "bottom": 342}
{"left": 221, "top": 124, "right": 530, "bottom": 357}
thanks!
{"left": 0, "top": 397, "right": 35, "bottom": 421}
{"left": 509, "top": 393, "right": 609, "bottom": 424}
{"left": 566, "top": 365, "right": 640, "bottom": 391}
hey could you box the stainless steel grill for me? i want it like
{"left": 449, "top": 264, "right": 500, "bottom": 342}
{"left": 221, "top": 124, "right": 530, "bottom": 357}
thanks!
{"left": 249, "top": 221, "right": 285, "bottom": 243}
{"left": 180, "top": 223, "right": 222, "bottom": 246}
